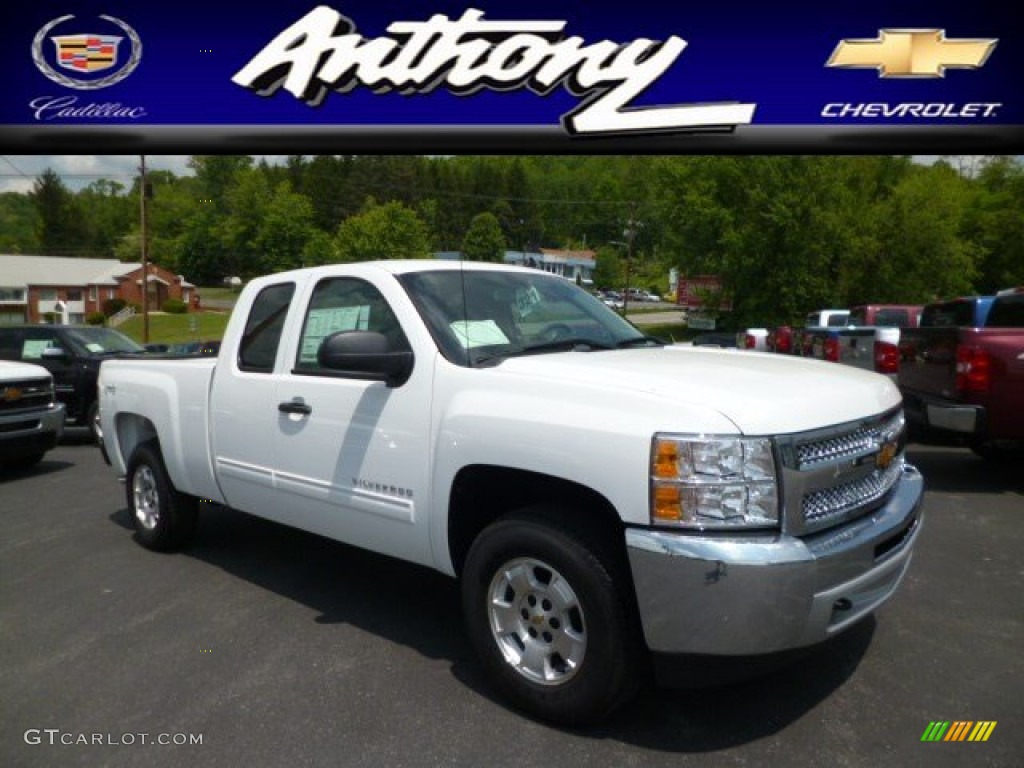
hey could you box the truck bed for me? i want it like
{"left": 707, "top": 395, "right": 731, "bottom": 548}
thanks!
{"left": 898, "top": 326, "right": 1024, "bottom": 441}
{"left": 98, "top": 357, "right": 223, "bottom": 503}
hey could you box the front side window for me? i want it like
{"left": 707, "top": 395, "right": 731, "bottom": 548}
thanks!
{"left": 238, "top": 283, "right": 295, "bottom": 373}
{"left": 295, "top": 278, "right": 409, "bottom": 374}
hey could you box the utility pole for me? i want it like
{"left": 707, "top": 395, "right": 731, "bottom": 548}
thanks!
{"left": 139, "top": 155, "right": 149, "bottom": 344}
{"left": 622, "top": 201, "right": 639, "bottom": 317}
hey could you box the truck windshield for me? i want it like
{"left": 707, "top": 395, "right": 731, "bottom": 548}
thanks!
{"left": 399, "top": 269, "right": 655, "bottom": 366}
{"left": 65, "top": 328, "right": 146, "bottom": 355}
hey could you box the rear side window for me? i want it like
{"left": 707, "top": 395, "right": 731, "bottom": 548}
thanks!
{"left": 874, "top": 309, "right": 910, "bottom": 327}
{"left": 826, "top": 313, "right": 849, "bottom": 327}
{"left": 985, "top": 295, "right": 1024, "bottom": 328}
{"left": 238, "top": 283, "right": 295, "bottom": 373}
{"left": 922, "top": 301, "right": 974, "bottom": 327}
{"left": 0, "top": 329, "right": 22, "bottom": 360}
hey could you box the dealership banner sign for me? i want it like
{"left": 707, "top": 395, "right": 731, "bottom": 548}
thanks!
{"left": 2, "top": 0, "right": 1020, "bottom": 150}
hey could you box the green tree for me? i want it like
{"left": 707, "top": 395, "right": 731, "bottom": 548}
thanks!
{"left": 301, "top": 229, "right": 338, "bottom": 266}
{"left": 255, "top": 182, "right": 316, "bottom": 272}
{"left": 0, "top": 192, "right": 41, "bottom": 252}
{"left": 335, "top": 200, "right": 431, "bottom": 262}
{"left": 30, "top": 169, "right": 88, "bottom": 256}
{"left": 963, "top": 157, "right": 1024, "bottom": 292}
{"left": 462, "top": 212, "right": 506, "bottom": 262}
{"left": 872, "top": 164, "right": 980, "bottom": 301}
{"left": 217, "top": 168, "right": 273, "bottom": 277}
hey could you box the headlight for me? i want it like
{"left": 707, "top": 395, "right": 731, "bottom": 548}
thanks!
{"left": 650, "top": 435, "right": 779, "bottom": 529}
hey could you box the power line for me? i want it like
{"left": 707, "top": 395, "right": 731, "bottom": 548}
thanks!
{"left": 0, "top": 157, "right": 34, "bottom": 180}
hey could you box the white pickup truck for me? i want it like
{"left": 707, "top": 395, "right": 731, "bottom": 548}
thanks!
{"left": 98, "top": 261, "right": 924, "bottom": 724}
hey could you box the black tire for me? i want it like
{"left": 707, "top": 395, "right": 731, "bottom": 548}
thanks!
{"left": 126, "top": 441, "right": 198, "bottom": 552}
{"left": 87, "top": 400, "right": 101, "bottom": 444}
{"left": 461, "top": 507, "right": 643, "bottom": 725}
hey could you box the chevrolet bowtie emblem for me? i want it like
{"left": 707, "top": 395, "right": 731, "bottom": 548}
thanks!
{"left": 827, "top": 29, "right": 997, "bottom": 78}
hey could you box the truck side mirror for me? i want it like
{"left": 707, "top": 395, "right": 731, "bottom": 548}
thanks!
{"left": 317, "top": 331, "right": 413, "bottom": 388}
{"left": 41, "top": 347, "right": 69, "bottom": 361}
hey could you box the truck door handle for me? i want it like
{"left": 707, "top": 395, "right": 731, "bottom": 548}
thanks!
{"left": 278, "top": 400, "right": 312, "bottom": 415}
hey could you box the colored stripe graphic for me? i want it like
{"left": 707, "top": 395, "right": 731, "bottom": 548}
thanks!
{"left": 921, "top": 721, "right": 996, "bottom": 742}
{"left": 968, "top": 722, "right": 997, "bottom": 742}
{"left": 944, "top": 721, "right": 972, "bottom": 741}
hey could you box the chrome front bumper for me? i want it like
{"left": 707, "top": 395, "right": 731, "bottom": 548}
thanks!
{"left": 0, "top": 402, "right": 65, "bottom": 459}
{"left": 626, "top": 464, "right": 924, "bottom": 655}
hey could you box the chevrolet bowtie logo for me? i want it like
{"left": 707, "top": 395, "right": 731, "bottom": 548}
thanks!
{"left": 827, "top": 29, "right": 997, "bottom": 78}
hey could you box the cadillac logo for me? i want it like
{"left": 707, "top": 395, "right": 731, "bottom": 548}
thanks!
{"left": 32, "top": 15, "right": 142, "bottom": 90}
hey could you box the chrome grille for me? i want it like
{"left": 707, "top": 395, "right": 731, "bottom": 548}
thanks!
{"left": 795, "top": 412, "right": 904, "bottom": 468}
{"left": 0, "top": 377, "right": 53, "bottom": 413}
{"left": 803, "top": 459, "right": 904, "bottom": 525}
{"left": 778, "top": 408, "right": 908, "bottom": 536}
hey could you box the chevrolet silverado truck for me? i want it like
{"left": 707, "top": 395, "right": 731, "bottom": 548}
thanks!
{"left": 0, "top": 360, "right": 65, "bottom": 469}
{"left": 897, "top": 290, "right": 1023, "bottom": 459}
{"left": 804, "top": 305, "right": 923, "bottom": 379}
{"left": 98, "top": 261, "right": 924, "bottom": 724}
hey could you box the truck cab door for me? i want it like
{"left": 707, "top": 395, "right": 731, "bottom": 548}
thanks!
{"left": 209, "top": 281, "right": 299, "bottom": 515}
{"left": 18, "top": 328, "right": 80, "bottom": 418}
{"left": 270, "top": 276, "right": 433, "bottom": 567}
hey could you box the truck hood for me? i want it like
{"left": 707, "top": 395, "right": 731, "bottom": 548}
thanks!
{"left": 0, "top": 360, "right": 52, "bottom": 380}
{"left": 496, "top": 346, "right": 900, "bottom": 435}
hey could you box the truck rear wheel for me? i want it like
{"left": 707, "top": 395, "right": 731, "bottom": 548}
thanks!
{"left": 126, "top": 441, "right": 198, "bottom": 552}
{"left": 461, "top": 508, "right": 642, "bottom": 725}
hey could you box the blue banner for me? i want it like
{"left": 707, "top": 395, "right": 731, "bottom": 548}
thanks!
{"left": 2, "top": 1, "right": 1021, "bottom": 147}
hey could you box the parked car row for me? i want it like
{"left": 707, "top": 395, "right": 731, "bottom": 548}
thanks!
{"left": 0, "top": 324, "right": 223, "bottom": 460}
{"left": 595, "top": 289, "right": 662, "bottom": 309}
{"left": 740, "top": 290, "right": 1023, "bottom": 459}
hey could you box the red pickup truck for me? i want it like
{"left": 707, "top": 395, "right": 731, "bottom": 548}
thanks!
{"left": 897, "top": 290, "right": 1024, "bottom": 459}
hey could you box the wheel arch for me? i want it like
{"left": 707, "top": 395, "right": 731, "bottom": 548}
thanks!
{"left": 114, "top": 412, "right": 159, "bottom": 470}
{"left": 447, "top": 465, "right": 628, "bottom": 578}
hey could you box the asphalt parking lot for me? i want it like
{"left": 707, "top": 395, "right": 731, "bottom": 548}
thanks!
{"left": 2, "top": 439, "right": 1022, "bottom": 768}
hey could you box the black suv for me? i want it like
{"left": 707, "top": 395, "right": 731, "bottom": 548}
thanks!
{"left": 0, "top": 325, "right": 146, "bottom": 441}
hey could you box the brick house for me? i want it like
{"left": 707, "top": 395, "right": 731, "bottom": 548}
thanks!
{"left": 0, "top": 255, "right": 197, "bottom": 325}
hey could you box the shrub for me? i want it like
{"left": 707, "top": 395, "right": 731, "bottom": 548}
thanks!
{"left": 86, "top": 311, "right": 106, "bottom": 326}
{"left": 162, "top": 298, "right": 188, "bottom": 314}
{"left": 102, "top": 298, "right": 127, "bottom": 317}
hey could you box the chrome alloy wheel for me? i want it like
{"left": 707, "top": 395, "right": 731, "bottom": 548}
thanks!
{"left": 132, "top": 465, "right": 161, "bottom": 530}
{"left": 487, "top": 557, "right": 587, "bottom": 686}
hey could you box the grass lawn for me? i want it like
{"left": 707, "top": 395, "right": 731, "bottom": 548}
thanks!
{"left": 635, "top": 323, "right": 697, "bottom": 343}
{"left": 196, "top": 286, "right": 243, "bottom": 303}
{"left": 118, "top": 311, "right": 232, "bottom": 345}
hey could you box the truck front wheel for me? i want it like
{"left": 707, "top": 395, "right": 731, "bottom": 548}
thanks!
{"left": 126, "top": 441, "right": 198, "bottom": 552}
{"left": 461, "top": 509, "right": 642, "bottom": 724}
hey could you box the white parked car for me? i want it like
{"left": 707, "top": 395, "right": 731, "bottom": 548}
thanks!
{"left": 0, "top": 360, "right": 65, "bottom": 469}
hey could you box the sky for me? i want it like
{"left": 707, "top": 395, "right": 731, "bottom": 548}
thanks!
{"left": 0, "top": 154, "right": 977, "bottom": 195}
{"left": 0, "top": 155, "right": 285, "bottom": 194}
